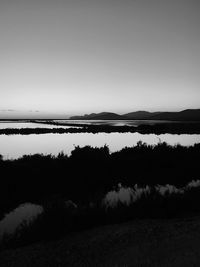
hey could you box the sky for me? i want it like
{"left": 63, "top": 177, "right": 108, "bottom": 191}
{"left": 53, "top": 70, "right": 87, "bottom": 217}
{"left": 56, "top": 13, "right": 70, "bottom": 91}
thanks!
{"left": 0, "top": 0, "right": 200, "bottom": 119}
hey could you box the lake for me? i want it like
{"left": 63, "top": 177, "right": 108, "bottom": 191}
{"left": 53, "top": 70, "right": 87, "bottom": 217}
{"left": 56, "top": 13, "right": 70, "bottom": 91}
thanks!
{"left": 53, "top": 119, "right": 178, "bottom": 127}
{"left": 0, "top": 203, "right": 43, "bottom": 239}
{"left": 0, "top": 132, "right": 200, "bottom": 159}
{"left": 0, "top": 122, "right": 79, "bottom": 129}
{"left": 0, "top": 121, "right": 200, "bottom": 159}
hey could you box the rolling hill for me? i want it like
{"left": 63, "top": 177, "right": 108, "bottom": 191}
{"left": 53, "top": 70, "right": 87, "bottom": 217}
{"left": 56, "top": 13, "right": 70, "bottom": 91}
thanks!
{"left": 70, "top": 112, "right": 126, "bottom": 120}
{"left": 69, "top": 109, "right": 200, "bottom": 121}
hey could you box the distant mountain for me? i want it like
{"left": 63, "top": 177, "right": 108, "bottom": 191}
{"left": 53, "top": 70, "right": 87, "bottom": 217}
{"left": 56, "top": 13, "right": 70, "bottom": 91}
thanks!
{"left": 150, "top": 109, "right": 200, "bottom": 121}
{"left": 124, "top": 111, "right": 161, "bottom": 119}
{"left": 69, "top": 109, "right": 200, "bottom": 121}
{"left": 70, "top": 112, "right": 127, "bottom": 120}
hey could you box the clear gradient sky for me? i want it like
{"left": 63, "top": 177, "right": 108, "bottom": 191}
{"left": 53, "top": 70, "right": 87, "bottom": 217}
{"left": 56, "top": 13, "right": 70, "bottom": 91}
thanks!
{"left": 0, "top": 0, "right": 200, "bottom": 118}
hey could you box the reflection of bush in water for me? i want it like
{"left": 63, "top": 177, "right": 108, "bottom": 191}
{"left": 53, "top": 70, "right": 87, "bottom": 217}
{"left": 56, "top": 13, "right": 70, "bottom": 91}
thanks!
{"left": 0, "top": 204, "right": 43, "bottom": 238}
{"left": 0, "top": 203, "right": 43, "bottom": 249}
{"left": 102, "top": 180, "right": 200, "bottom": 209}
{"left": 0, "top": 199, "right": 78, "bottom": 249}
{"left": 102, "top": 183, "right": 151, "bottom": 208}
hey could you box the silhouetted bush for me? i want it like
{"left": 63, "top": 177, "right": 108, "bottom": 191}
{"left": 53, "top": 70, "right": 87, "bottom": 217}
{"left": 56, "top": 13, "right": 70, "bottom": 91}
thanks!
{"left": 0, "top": 142, "right": 200, "bottom": 217}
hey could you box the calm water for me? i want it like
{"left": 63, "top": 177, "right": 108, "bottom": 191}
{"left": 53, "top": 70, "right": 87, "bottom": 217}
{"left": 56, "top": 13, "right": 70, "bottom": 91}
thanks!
{"left": 0, "top": 203, "right": 43, "bottom": 239}
{"left": 0, "top": 122, "right": 78, "bottom": 129}
{"left": 0, "top": 132, "right": 200, "bottom": 159}
{"left": 53, "top": 119, "right": 177, "bottom": 127}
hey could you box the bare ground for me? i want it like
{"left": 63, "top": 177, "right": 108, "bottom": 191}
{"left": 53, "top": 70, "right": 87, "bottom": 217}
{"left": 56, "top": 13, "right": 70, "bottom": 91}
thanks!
{"left": 1, "top": 216, "right": 200, "bottom": 267}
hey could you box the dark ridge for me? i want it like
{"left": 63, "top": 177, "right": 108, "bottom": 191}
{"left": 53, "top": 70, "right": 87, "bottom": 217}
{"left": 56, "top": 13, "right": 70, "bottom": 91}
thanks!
{"left": 124, "top": 111, "right": 161, "bottom": 119}
{"left": 70, "top": 112, "right": 127, "bottom": 120}
{"left": 150, "top": 109, "right": 200, "bottom": 121}
{"left": 69, "top": 109, "right": 200, "bottom": 121}
{"left": 1, "top": 109, "right": 200, "bottom": 121}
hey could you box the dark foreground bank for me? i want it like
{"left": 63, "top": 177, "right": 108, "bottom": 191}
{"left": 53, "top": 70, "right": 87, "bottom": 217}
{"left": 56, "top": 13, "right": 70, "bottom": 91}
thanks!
{"left": 1, "top": 216, "right": 200, "bottom": 267}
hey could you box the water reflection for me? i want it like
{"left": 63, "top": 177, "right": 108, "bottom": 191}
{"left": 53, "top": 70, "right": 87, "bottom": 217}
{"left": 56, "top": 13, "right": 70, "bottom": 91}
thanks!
{"left": 0, "top": 203, "right": 43, "bottom": 239}
{"left": 0, "top": 122, "right": 77, "bottom": 129}
{"left": 0, "top": 133, "right": 200, "bottom": 159}
{"left": 53, "top": 119, "right": 177, "bottom": 127}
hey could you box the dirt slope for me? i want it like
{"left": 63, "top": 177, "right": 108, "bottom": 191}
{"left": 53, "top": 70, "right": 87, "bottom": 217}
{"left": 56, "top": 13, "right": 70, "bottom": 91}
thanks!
{"left": 1, "top": 216, "right": 200, "bottom": 267}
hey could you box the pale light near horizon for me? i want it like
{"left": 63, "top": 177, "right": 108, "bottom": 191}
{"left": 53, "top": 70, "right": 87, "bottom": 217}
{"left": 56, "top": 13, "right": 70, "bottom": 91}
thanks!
{"left": 0, "top": 0, "right": 200, "bottom": 118}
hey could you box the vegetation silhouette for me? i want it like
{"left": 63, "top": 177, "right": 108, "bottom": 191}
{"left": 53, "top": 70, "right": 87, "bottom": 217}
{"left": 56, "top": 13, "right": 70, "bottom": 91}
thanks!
{"left": 2, "top": 180, "right": 200, "bottom": 250}
{"left": 1, "top": 142, "right": 200, "bottom": 250}
{"left": 0, "top": 142, "right": 200, "bottom": 216}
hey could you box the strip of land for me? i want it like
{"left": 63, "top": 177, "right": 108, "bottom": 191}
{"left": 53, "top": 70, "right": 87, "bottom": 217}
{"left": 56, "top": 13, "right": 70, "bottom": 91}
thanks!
{"left": 0, "top": 122, "right": 200, "bottom": 134}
